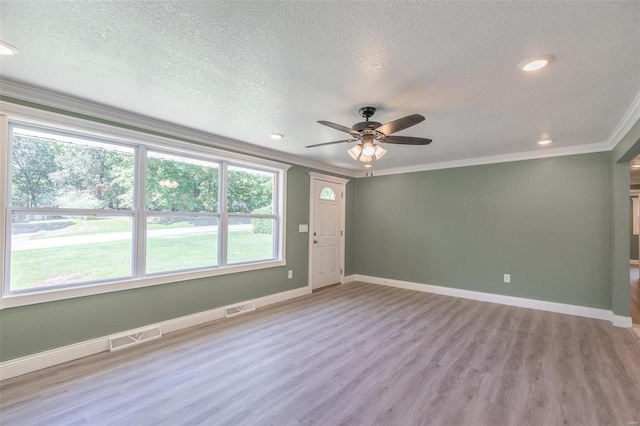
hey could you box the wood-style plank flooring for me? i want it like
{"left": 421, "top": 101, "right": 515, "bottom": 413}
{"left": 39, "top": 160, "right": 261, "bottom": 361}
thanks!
{"left": 1, "top": 282, "right": 640, "bottom": 425}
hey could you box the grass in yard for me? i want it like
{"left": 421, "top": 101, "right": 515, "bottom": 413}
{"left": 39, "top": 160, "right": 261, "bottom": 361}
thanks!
{"left": 146, "top": 233, "right": 218, "bottom": 274}
{"left": 10, "top": 231, "right": 274, "bottom": 290}
{"left": 11, "top": 240, "right": 133, "bottom": 290}
{"left": 228, "top": 231, "right": 274, "bottom": 264}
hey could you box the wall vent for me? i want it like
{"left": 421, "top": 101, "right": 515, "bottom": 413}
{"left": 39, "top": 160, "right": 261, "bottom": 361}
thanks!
{"left": 109, "top": 326, "right": 162, "bottom": 352}
{"left": 224, "top": 302, "right": 256, "bottom": 318}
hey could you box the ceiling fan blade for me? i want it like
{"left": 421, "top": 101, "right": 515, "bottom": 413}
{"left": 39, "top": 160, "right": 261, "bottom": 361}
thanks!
{"left": 384, "top": 136, "right": 433, "bottom": 145}
{"left": 317, "top": 121, "right": 361, "bottom": 136}
{"left": 306, "top": 139, "right": 355, "bottom": 148}
{"left": 375, "top": 114, "right": 425, "bottom": 135}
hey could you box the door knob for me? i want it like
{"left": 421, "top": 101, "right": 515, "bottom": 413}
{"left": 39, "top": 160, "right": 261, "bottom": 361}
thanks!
{"left": 313, "top": 240, "right": 318, "bottom": 244}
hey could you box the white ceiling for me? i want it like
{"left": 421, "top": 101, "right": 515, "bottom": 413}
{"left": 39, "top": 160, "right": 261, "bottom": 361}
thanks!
{"left": 0, "top": 1, "right": 639, "bottom": 174}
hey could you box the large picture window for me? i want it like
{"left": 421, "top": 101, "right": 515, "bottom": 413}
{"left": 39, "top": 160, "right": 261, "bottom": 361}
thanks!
{"left": 2, "top": 120, "right": 288, "bottom": 301}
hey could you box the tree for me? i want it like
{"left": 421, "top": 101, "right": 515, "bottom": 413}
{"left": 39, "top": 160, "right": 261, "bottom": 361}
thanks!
{"left": 146, "top": 157, "right": 219, "bottom": 212}
{"left": 11, "top": 133, "right": 135, "bottom": 210}
{"left": 48, "top": 143, "right": 135, "bottom": 210}
{"left": 227, "top": 170, "right": 273, "bottom": 213}
{"left": 11, "top": 132, "right": 272, "bottom": 215}
{"left": 11, "top": 135, "right": 60, "bottom": 207}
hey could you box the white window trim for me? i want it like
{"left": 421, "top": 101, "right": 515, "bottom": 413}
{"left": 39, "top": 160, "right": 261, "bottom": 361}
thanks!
{"left": 0, "top": 104, "right": 290, "bottom": 309}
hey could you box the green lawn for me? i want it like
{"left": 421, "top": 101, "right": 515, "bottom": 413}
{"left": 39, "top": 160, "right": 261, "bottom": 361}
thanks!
{"left": 11, "top": 231, "right": 274, "bottom": 291}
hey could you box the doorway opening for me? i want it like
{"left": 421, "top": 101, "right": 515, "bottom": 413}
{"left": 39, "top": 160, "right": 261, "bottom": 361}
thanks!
{"left": 629, "top": 156, "right": 640, "bottom": 337}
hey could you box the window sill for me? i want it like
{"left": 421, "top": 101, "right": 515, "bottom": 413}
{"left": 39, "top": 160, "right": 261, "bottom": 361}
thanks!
{"left": 0, "top": 260, "right": 286, "bottom": 309}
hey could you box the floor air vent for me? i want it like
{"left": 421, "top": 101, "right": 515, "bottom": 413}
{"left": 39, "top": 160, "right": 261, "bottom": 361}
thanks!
{"left": 109, "top": 326, "right": 162, "bottom": 352}
{"left": 224, "top": 302, "right": 256, "bottom": 318}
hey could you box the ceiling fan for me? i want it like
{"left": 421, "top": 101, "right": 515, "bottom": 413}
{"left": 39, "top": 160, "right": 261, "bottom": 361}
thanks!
{"left": 306, "top": 107, "right": 432, "bottom": 163}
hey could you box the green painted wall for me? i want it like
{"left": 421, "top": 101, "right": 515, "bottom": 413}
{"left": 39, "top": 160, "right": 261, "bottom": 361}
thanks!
{"left": 353, "top": 153, "right": 612, "bottom": 309}
{"left": 345, "top": 178, "right": 357, "bottom": 276}
{"left": 0, "top": 166, "right": 315, "bottom": 361}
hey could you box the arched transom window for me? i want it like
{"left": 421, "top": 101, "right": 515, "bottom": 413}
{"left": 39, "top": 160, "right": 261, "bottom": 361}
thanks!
{"left": 319, "top": 187, "right": 336, "bottom": 200}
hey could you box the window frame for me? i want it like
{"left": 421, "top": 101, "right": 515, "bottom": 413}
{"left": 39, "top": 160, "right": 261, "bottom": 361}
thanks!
{"left": 225, "top": 161, "right": 280, "bottom": 265}
{"left": 0, "top": 109, "right": 290, "bottom": 309}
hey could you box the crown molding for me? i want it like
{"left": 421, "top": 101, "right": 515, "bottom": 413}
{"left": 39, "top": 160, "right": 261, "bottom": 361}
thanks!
{"left": 0, "top": 80, "right": 358, "bottom": 178}
{"left": 605, "top": 89, "right": 640, "bottom": 149}
{"left": 355, "top": 142, "right": 612, "bottom": 178}
{"left": 359, "top": 88, "right": 640, "bottom": 177}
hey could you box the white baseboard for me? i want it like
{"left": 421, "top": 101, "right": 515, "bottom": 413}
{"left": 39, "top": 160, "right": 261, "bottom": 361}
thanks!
{"left": 612, "top": 315, "right": 633, "bottom": 328}
{"left": 342, "top": 274, "right": 357, "bottom": 284}
{"left": 0, "top": 286, "right": 311, "bottom": 381}
{"left": 348, "top": 274, "right": 631, "bottom": 328}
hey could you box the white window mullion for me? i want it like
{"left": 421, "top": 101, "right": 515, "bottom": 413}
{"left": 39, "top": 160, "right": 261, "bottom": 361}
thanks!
{"left": 135, "top": 145, "right": 147, "bottom": 277}
{"left": 1, "top": 115, "right": 10, "bottom": 302}
{"left": 220, "top": 161, "right": 228, "bottom": 267}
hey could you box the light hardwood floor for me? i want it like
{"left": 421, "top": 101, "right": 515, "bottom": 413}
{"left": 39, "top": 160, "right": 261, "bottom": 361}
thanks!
{"left": 1, "top": 282, "right": 640, "bottom": 425}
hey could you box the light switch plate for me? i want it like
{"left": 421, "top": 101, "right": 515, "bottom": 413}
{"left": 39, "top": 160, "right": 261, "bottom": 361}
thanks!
{"left": 299, "top": 224, "right": 308, "bottom": 232}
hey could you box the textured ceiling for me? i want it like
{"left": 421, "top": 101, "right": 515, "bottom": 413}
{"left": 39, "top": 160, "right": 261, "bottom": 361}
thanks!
{"left": 0, "top": 1, "right": 639, "bottom": 172}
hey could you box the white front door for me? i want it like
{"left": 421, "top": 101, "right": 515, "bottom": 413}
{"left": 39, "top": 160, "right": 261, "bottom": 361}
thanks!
{"left": 311, "top": 178, "right": 344, "bottom": 289}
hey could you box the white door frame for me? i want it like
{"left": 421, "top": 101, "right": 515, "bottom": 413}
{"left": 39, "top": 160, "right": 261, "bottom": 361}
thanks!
{"left": 308, "top": 172, "right": 349, "bottom": 289}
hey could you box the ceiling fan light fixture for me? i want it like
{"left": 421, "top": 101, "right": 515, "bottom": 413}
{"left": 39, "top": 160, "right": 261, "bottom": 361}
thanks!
{"left": 374, "top": 145, "right": 387, "bottom": 160}
{"left": 361, "top": 141, "right": 376, "bottom": 157}
{"left": 310, "top": 107, "right": 432, "bottom": 165}
{"left": 348, "top": 144, "right": 362, "bottom": 160}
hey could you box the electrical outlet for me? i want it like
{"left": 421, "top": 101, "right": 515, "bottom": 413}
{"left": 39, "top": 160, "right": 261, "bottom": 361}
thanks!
{"left": 288, "top": 270, "right": 293, "bottom": 279}
{"left": 504, "top": 274, "right": 511, "bottom": 283}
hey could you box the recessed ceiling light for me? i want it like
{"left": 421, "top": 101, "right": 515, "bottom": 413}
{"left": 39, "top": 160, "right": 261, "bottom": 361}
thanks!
{"left": 269, "top": 133, "right": 284, "bottom": 140}
{"left": 518, "top": 56, "right": 553, "bottom": 72}
{"left": 364, "top": 164, "right": 372, "bottom": 168}
{"left": 538, "top": 139, "right": 553, "bottom": 145}
{"left": 0, "top": 41, "right": 19, "bottom": 56}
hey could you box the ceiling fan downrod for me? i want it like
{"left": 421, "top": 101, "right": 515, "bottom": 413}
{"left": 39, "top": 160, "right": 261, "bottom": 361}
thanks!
{"left": 358, "top": 106, "right": 377, "bottom": 121}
